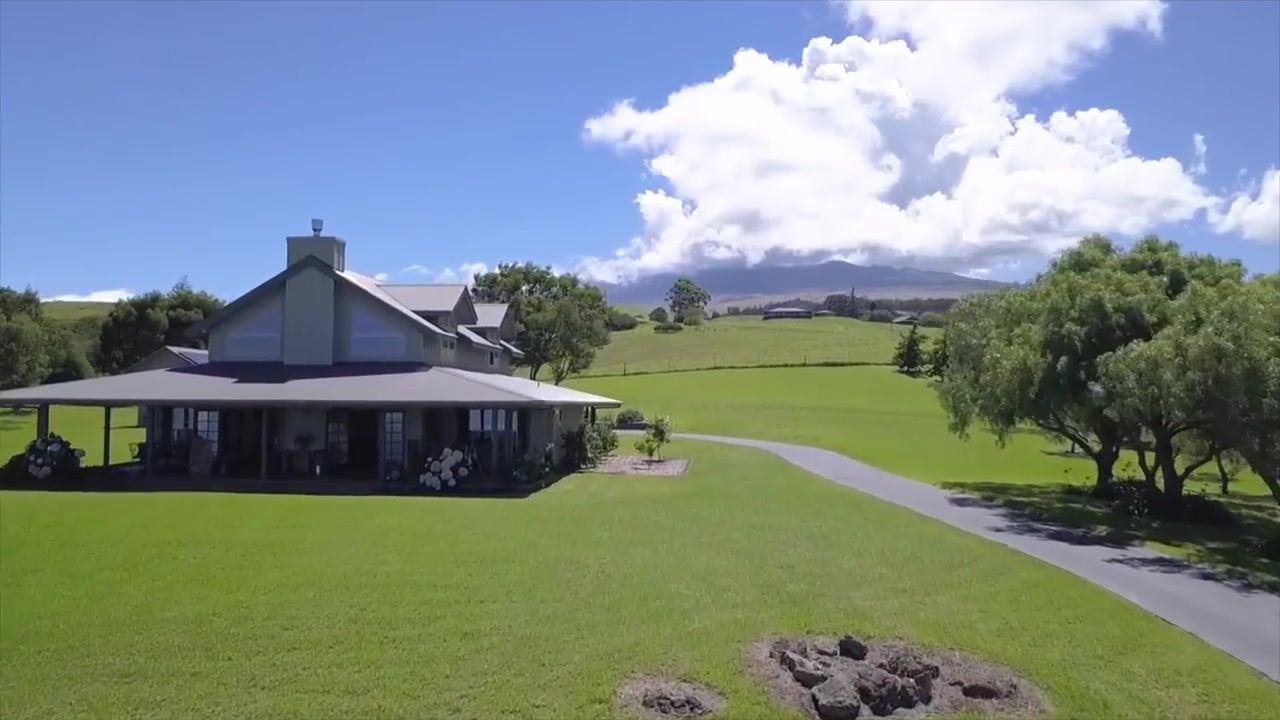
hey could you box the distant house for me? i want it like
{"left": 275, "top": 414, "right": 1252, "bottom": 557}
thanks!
{"left": 891, "top": 313, "right": 920, "bottom": 325}
{"left": 0, "top": 224, "right": 620, "bottom": 482}
{"left": 762, "top": 307, "right": 814, "bottom": 320}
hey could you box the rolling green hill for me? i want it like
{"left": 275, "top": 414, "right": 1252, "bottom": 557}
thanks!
{"left": 40, "top": 301, "right": 115, "bottom": 323}
{"left": 578, "top": 315, "right": 936, "bottom": 377}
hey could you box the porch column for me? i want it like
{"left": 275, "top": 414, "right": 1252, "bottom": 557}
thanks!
{"left": 144, "top": 408, "right": 154, "bottom": 479}
{"left": 259, "top": 407, "right": 269, "bottom": 481}
{"left": 376, "top": 410, "right": 386, "bottom": 482}
{"left": 102, "top": 407, "right": 113, "bottom": 467}
{"left": 35, "top": 404, "right": 49, "bottom": 438}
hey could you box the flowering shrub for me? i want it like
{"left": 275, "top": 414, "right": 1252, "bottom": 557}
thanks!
{"left": 23, "top": 434, "right": 85, "bottom": 482}
{"left": 512, "top": 444, "right": 555, "bottom": 486}
{"left": 417, "top": 446, "right": 476, "bottom": 492}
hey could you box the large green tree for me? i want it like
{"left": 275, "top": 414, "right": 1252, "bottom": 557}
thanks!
{"left": 0, "top": 315, "right": 49, "bottom": 390}
{"left": 665, "top": 278, "right": 710, "bottom": 323}
{"left": 937, "top": 235, "right": 1243, "bottom": 493}
{"left": 472, "top": 263, "right": 611, "bottom": 382}
{"left": 96, "top": 279, "right": 223, "bottom": 375}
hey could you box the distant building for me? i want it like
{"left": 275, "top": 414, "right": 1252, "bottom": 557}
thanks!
{"left": 762, "top": 307, "right": 814, "bottom": 320}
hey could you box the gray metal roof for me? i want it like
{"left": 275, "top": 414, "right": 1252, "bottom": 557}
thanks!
{"left": 337, "top": 271, "right": 452, "bottom": 337}
{"left": 168, "top": 346, "right": 210, "bottom": 365}
{"left": 456, "top": 325, "right": 500, "bottom": 350}
{"left": 0, "top": 363, "right": 620, "bottom": 408}
{"left": 378, "top": 284, "right": 467, "bottom": 313}
{"left": 472, "top": 303, "right": 509, "bottom": 328}
{"left": 499, "top": 340, "right": 525, "bottom": 358}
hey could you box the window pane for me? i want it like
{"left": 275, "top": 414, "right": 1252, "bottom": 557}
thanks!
{"left": 469, "top": 409, "right": 481, "bottom": 432}
{"left": 497, "top": 410, "right": 506, "bottom": 431}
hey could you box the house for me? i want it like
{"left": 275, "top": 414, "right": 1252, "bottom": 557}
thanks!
{"left": 762, "top": 307, "right": 814, "bottom": 320}
{"left": 0, "top": 224, "right": 620, "bottom": 484}
{"left": 891, "top": 312, "right": 920, "bottom": 325}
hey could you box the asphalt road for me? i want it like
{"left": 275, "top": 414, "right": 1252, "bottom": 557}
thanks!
{"left": 675, "top": 432, "right": 1280, "bottom": 682}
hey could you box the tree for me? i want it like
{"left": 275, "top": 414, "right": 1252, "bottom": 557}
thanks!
{"left": 892, "top": 325, "right": 924, "bottom": 375}
{"left": 849, "top": 286, "right": 858, "bottom": 317}
{"left": 473, "top": 262, "right": 611, "bottom": 382}
{"left": 666, "top": 278, "right": 710, "bottom": 323}
{"left": 926, "top": 333, "right": 948, "bottom": 379}
{"left": 868, "top": 300, "right": 878, "bottom": 313}
{"left": 0, "top": 315, "right": 49, "bottom": 390}
{"left": 917, "top": 311, "right": 946, "bottom": 328}
{"left": 635, "top": 415, "right": 672, "bottom": 460}
{"left": 42, "top": 326, "right": 95, "bottom": 384}
{"left": 822, "top": 293, "right": 852, "bottom": 316}
{"left": 937, "top": 235, "right": 1248, "bottom": 496}
{"left": 96, "top": 280, "right": 224, "bottom": 375}
{"left": 606, "top": 309, "right": 638, "bottom": 331}
{"left": 0, "top": 286, "right": 41, "bottom": 322}
{"left": 867, "top": 309, "right": 894, "bottom": 323}
{"left": 648, "top": 307, "right": 669, "bottom": 323}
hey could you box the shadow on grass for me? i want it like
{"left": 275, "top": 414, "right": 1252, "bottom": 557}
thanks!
{"left": 942, "top": 480, "right": 1280, "bottom": 594}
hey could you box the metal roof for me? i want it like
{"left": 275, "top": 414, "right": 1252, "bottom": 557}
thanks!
{"left": 499, "top": 340, "right": 525, "bottom": 358}
{"left": 472, "top": 303, "right": 509, "bottom": 328}
{"left": 456, "top": 325, "right": 501, "bottom": 350}
{"left": 168, "top": 346, "right": 210, "bottom": 365}
{"left": 378, "top": 284, "right": 468, "bottom": 313}
{"left": 0, "top": 363, "right": 620, "bottom": 408}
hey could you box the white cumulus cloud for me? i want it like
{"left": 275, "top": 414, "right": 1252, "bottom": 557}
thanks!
{"left": 578, "top": 0, "right": 1253, "bottom": 282}
{"left": 401, "top": 262, "right": 490, "bottom": 286}
{"left": 1191, "top": 133, "right": 1208, "bottom": 176}
{"left": 43, "top": 288, "right": 134, "bottom": 303}
{"left": 1211, "top": 168, "right": 1280, "bottom": 243}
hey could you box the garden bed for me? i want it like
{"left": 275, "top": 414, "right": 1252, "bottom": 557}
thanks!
{"left": 592, "top": 455, "right": 690, "bottom": 476}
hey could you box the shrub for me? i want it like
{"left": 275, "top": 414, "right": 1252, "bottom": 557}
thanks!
{"left": 678, "top": 308, "right": 705, "bottom": 326}
{"left": 607, "top": 310, "right": 638, "bottom": 332}
{"left": 15, "top": 434, "right": 84, "bottom": 483}
{"left": 867, "top": 309, "right": 895, "bottom": 323}
{"left": 1258, "top": 531, "right": 1280, "bottom": 562}
{"left": 513, "top": 445, "right": 555, "bottom": 486}
{"left": 648, "top": 307, "right": 669, "bottom": 323}
{"left": 586, "top": 419, "right": 619, "bottom": 461}
{"left": 654, "top": 321, "right": 684, "bottom": 333}
{"left": 615, "top": 408, "right": 645, "bottom": 426}
{"left": 635, "top": 416, "right": 672, "bottom": 460}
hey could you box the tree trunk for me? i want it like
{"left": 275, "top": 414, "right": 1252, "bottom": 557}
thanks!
{"left": 1154, "top": 432, "right": 1183, "bottom": 507}
{"left": 1092, "top": 448, "right": 1117, "bottom": 492}
{"left": 1215, "top": 453, "right": 1231, "bottom": 496}
{"left": 528, "top": 364, "right": 542, "bottom": 382}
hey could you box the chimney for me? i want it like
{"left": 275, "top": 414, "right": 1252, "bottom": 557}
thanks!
{"left": 286, "top": 219, "right": 346, "bottom": 270}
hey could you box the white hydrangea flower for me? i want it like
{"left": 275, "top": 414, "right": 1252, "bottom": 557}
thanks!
{"left": 451, "top": 450, "right": 463, "bottom": 462}
{"left": 430, "top": 461, "right": 441, "bottom": 472}
{"left": 447, "top": 478, "right": 456, "bottom": 487}
{"left": 38, "top": 466, "right": 52, "bottom": 479}
{"left": 73, "top": 448, "right": 85, "bottom": 458}
{"left": 457, "top": 466, "right": 468, "bottom": 478}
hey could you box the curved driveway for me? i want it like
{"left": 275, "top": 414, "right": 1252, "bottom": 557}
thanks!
{"left": 675, "top": 432, "right": 1280, "bottom": 682}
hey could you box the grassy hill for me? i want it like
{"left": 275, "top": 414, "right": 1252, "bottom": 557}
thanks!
{"left": 40, "top": 301, "right": 115, "bottom": 323}
{"left": 577, "top": 315, "right": 936, "bottom": 377}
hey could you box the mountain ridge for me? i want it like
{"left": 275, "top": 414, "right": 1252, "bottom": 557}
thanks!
{"left": 597, "top": 260, "right": 1010, "bottom": 308}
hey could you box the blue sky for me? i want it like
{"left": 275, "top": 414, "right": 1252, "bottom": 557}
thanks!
{"left": 1, "top": 0, "right": 1277, "bottom": 301}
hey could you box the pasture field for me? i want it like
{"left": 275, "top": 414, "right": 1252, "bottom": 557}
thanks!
{"left": 572, "top": 367, "right": 1280, "bottom": 587}
{"left": 579, "top": 316, "right": 935, "bottom": 377}
{"left": 3, "top": 441, "right": 1277, "bottom": 719}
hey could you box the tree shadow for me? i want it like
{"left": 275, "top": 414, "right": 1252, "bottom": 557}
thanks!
{"left": 942, "top": 480, "right": 1280, "bottom": 593}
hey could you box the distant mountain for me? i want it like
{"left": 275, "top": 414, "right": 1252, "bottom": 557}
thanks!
{"left": 597, "top": 261, "right": 1010, "bottom": 309}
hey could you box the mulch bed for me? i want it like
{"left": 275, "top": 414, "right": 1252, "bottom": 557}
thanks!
{"left": 746, "top": 635, "right": 1049, "bottom": 719}
{"left": 616, "top": 675, "right": 725, "bottom": 718}
{"left": 591, "top": 455, "right": 690, "bottom": 477}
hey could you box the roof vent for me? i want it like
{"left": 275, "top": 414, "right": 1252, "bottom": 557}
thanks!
{"left": 311, "top": 218, "right": 324, "bottom": 236}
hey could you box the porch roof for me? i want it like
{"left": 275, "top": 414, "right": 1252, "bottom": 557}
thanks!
{"left": 0, "top": 362, "right": 621, "bottom": 409}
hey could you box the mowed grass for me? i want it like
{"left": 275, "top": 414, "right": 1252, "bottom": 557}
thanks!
{"left": 3, "top": 441, "right": 1278, "bottom": 719}
{"left": 578, "top": 316, "right": 935, "bottom": 377}
{"left": 0, "top": 406, "right": 142, "bottom": 467}
{"left": 572, "top": 367, "right": 1280, "bottom": 587}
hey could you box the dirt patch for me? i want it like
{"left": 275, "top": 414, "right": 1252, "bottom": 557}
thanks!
{"left": 593, "top": 455, "right": 690, "bottom": 477}
{"left": 746, "top": 635, "right": 1048, "bottom": 719}
{"left": 616, "top": 675, "right": 725, "bottom": 717}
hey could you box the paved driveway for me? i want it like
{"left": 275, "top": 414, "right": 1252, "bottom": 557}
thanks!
{"left": 675, "top": 432, "right": 1280, "bottom": 682}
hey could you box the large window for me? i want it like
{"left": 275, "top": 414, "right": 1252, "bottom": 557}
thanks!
{"left": 350, "top": 304, "right": 406, "bottom": 360}
{"left": 383, "top": 411, "right": 405, "bottom": 469}
{"left": 195, "top": 410, "right": 219, "bottom": 454}
{"left": 327, "top": 412, "right": 349, "bottom": 464}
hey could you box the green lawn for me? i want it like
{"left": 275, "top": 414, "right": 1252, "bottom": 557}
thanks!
{"left": 572, "top": 367, "right": 1280, "bottom": 587}
{"left": 0, "top": 406, "right": 142, "bottom": 467}
{"left": 3, "top": 441, "right": 1277, "bottom": 719}
{"left": 577, "top": 316, "right": 934, "bottom": 377}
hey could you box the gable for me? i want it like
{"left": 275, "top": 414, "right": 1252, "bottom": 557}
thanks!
{"left": 210, "top": 287, "right": 284, "bottom": 361}
{"left": 334, "top": 283, "right": 427, "bottom": 363}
